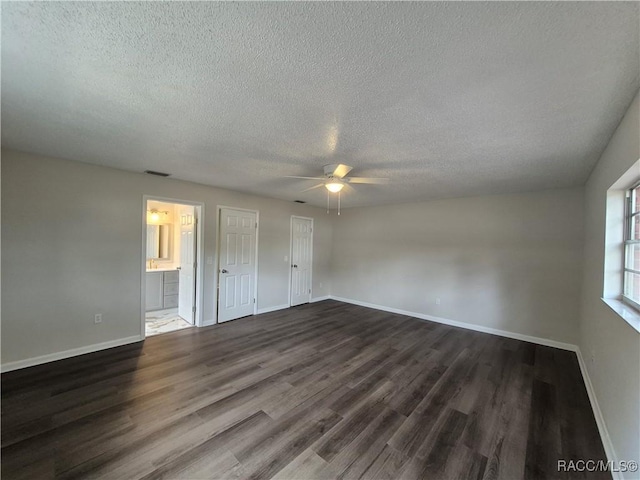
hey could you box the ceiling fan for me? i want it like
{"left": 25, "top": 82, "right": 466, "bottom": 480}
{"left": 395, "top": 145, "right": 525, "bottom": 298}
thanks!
{"left": 286, "top": 164, "right": 389, "bottom": 214}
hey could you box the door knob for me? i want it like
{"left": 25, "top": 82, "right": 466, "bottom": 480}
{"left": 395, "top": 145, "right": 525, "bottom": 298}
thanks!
{"left": 292, "top": 264, "right": 298, "bottom": 268}
{"left": 221, "top": 269, "right": 228, "bottom": 273}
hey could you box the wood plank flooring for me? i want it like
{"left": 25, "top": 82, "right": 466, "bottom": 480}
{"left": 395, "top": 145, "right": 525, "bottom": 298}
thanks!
{"left": 1, "top": 300, "right": 609, "bottom": 479}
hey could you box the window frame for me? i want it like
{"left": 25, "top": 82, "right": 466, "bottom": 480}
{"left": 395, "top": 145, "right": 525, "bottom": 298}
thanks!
{"left": 623, "top": 181, "right": 640, "bottom": 311}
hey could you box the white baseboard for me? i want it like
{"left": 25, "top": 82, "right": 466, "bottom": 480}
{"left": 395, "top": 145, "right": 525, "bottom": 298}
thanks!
{"left": 1, "top": 335, "right": 143, "bottom": 373}
{"left": 256, "top": 304, "right": 289, "bottom": 315}
{"left": 311, "top": 295, "right": 330, "bottom": 303}
{"left": 575, "top": 349, "right": 620, "bottom": 479}
{"left": 256, "top": 297, "right": 329, "bottom": 314}
{"left": 329, "top": 295, "right": 578, "bottom": 351}
{"left": 202, "top": 319, "right": 217, "bottom": 327}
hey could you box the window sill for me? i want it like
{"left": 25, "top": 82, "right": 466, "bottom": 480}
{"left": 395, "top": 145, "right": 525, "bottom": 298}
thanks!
{"left": 601, "top": 298, "right": 640, "bottom": 333}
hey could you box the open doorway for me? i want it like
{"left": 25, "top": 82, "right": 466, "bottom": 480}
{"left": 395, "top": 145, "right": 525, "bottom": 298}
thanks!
{"left": 142, "top": 198, "right": 204, "bottom": 337}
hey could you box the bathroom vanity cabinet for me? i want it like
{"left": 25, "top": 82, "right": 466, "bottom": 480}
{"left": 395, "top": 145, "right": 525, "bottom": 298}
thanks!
{"left": 145, "top": 270, "right": 179, "bottom": 311}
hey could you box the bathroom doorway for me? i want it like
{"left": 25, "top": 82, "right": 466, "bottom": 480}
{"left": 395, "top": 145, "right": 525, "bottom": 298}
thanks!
{"left": 142, "top": 197, "right": 204, "bottom": 338}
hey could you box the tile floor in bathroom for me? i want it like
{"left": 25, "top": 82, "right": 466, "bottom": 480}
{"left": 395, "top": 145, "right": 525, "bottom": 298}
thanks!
{"left": 145, "top": 308, "right": 193, "bottom": 336}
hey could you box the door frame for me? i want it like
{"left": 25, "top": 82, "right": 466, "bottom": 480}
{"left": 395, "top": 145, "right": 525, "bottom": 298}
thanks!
{"left": 288, "top": 215, "right": 314, "bottom": 307}
{"left": 141, "top": 195, "right": 205, "bottom": 339}
{"left": 215, "top": 205, "right": 260, "bottom": 323}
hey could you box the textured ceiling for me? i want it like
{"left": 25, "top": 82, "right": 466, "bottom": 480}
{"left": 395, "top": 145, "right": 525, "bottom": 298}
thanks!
{"left": 2, "top": 2, "right": 639, "bottom": 208}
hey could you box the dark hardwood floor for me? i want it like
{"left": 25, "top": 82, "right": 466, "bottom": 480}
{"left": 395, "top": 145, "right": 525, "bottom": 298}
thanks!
{"left": 2, "top": 300, "right": 608, "bottom": 480}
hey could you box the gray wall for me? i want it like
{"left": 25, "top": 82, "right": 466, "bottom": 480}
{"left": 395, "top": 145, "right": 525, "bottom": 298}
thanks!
{"left": 1, "top": 149, "right": 332, "bottom": 364}
{"left": 580, "top": 91, "right": 640, "bottom": 474}
{"left": 330, "top": 189, "right": 584, "bottom": 344}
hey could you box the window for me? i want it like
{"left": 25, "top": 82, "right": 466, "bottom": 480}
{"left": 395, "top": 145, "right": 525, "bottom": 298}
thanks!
{"left": 602, "top": 160, "right": 640, "bottom": 332}
{"left": 623, "top": 182, "right": 640, "bottom": 310}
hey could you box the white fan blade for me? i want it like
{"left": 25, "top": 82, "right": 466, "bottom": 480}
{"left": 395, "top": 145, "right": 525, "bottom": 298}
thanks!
{"left": 333, "top": 164, "right": 353, "bottom": 179}
{"left": 301, "top": 183, "right": 325, "bottom": 193}
{"left": 285, "top": 175, "right": 326, "bottom": 180}
{"left": 342, "top": 183, "right": 356, "bottom": 194}
{"left": 346, "top": 177, "right": 389, "bottom": 184}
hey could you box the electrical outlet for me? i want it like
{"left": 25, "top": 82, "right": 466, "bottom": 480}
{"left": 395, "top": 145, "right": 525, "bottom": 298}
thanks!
{"left": 94, "top": 313, "right": 102, "bottom": 324}
{"left": 435, "top": 298, "right": 441, "bottom": 305}
{"left": 320, "top": 282, "right": 323, "bottom": 288}
{"left": 284, "top": 255, "right": 288, "bottom": 262}
{"left": 206, "top": 256, "right": 213, "bottom": 265}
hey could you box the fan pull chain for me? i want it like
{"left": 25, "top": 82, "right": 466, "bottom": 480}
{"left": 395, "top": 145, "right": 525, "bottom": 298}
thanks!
{"left": 327, "top": 190, "right": 330, "bottom": 214}
{"left": 338, "top": 191, "right": 341, "bottom": 215}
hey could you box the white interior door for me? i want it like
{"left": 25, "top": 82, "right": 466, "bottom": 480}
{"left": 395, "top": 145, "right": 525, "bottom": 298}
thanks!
{"left": 290, "top": 216, "right": 313, "bottom": 307}
{"left": 218, "top": 208, "right": 257, "bottom": 323}
{"left": 178, "top": 206, "right": 196, "bottom": 324}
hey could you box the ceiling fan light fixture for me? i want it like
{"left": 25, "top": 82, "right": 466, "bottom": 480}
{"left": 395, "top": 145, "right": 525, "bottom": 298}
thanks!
{"left": 325, "top": 181, "right": 344, "bottom": 193}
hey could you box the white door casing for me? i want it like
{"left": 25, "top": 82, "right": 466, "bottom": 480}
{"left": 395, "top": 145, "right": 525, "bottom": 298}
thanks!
{"left": 141, "top": 196, "right": 204, "bottom": 340}
{"left": 218, "top": 208, "right": 257, "bottom": 323}
{"left": 290, "top": 216, "right": 313, "bottom": 307}
{"left": 178, "top": 206, "right": 196, "bottom": 324}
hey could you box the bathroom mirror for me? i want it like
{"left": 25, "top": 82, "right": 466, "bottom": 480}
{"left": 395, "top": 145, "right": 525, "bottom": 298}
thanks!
{"left": 146, "top": 224, "right": 172, "bottom": 260}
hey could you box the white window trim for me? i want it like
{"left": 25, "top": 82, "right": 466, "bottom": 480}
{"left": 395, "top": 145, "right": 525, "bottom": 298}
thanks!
{"left": 602, "top": 158, "right": 640, "bottom": 333}
{"left": 622, "top": 181, "right": 640, "bottom": 310}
